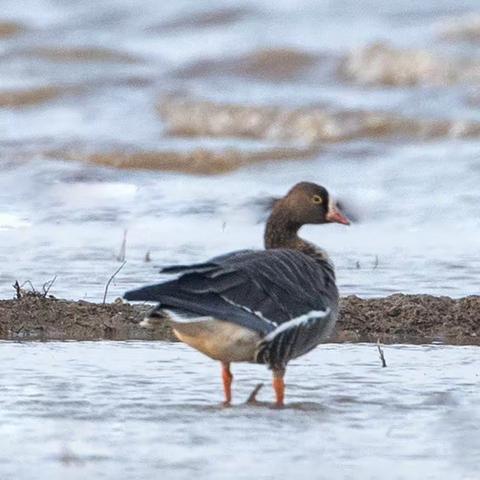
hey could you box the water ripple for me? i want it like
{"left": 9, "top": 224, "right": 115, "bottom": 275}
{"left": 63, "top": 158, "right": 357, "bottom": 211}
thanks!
{"left": 0, "top": 342, "right": 479, "bottom": 479}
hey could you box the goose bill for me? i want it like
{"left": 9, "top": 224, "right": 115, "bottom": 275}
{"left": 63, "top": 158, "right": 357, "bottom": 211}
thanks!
{"left": 326, "top": 205, "right": 350, "bottom": 225}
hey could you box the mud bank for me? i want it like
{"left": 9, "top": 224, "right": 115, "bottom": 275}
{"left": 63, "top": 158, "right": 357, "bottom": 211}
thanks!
{"left": 341, "top": 42, "right": 480, "bottom": 86}
{"left": 438, "top": 13, "right": 480, "bottom": 42}
{"left": 1, "top": 293, "right": 478, "bottom": 344}
{"left": 0, "top": 294, "right": 175, "bottom": 342}
{"left": 0, "top": 86, "right": 73, "bottom": 108}
{"left": 14, "top": 46, "right": 140, "bottom": 64}
{"left": 158, "top": 96, "right": 480, "bottom": 145}
{"left": 47, "top": 145, "right": 318, "bottom": 174}
{"left": 0, "top": 21, "right": 25, "bottom": 38}
{"left": 173, "top": 48, "right": 320, "bottom": 81}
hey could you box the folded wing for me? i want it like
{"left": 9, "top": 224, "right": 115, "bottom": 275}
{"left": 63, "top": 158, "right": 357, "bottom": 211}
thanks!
{"left": 124, "top": 249, "right": 338, "bottom": 341}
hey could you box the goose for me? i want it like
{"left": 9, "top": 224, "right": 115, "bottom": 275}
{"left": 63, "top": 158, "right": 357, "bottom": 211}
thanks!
{"left": 124, "top": 182, "right": 350, "bottom": 407}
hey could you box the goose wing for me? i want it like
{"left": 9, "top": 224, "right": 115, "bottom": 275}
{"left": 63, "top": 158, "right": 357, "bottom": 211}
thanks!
{"left": 124, "top": 249, "right": 338, "bottom": 338}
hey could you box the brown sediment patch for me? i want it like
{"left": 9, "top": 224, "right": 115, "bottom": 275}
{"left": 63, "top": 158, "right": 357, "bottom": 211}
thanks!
{"left": 0, "top": 21, "right": 26, "bottom": 38}
{"left": 1, "top": 293, "right": 479, "bottom": 343}
{"left": 149, "top": 6, "right": 252, "bottom": 32}
{"left": 0, "top": 86, "right": 78, "bottom": 108}
{"left": 174, "top": 48, "right": 319, "bottom": 81}
{"left": 438, "top": 13, "right": 480, "bottom": 42}
{"left": 0, "top": 294, "right": 174, "bottom": 341}
{"left": 20, "top": 47, "right": 140, "bottom": 63}
{"left": 158, "top": 95, "right": 480, "bottom": 144}
{"left": 336, "top": 294, "right": 480, "bottom": 344}
{"left": 340, "top": 42, "right": 480, "bottom": 86}
{"left": 47, "top": 145, "right": 318, "bottom": 175}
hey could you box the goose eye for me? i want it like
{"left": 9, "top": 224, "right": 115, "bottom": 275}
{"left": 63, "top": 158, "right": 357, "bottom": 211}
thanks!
{"left": 312, "top": 195, "right": 323, "bottom": 204}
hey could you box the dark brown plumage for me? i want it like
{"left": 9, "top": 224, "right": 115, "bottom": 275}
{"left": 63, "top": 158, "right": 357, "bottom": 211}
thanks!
{"left": 265, "top": 181, "right": 349, "bottom": 250}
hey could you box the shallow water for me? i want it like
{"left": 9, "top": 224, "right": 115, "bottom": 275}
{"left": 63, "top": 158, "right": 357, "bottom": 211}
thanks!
{"left": 1, "top": 0, "right": 480, "bottom": 301}
{"left": 0, "top": 341, "right": 478, "bottom": 480}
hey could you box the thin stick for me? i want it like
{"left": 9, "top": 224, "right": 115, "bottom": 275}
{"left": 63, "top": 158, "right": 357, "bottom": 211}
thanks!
{"left": 377, "top": 340, "right": 387, "bottom": 368}
{"left": 117, "top": 229, "right": 127, "bottom": 262}
{"left": 42, "top": 275, "right": 57, "bottom": 297}
{"left": 20, "top": 280, "right": 37, "bottom": 293}
{"left": 246, "top": 383, "right": 264, "bottom": 404}
{"left": 13, "top": 281, "right": 21, "bottom": 299}
{"left": 103, "top": 261, "right": 127, "bottom": 305}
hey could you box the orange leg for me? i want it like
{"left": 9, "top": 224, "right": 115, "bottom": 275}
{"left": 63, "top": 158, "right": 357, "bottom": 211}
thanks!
{"left": 221, "top": 362, "right": 233, "bottom": 405}
{"left": 273, "top": 369, "right": 285, "bottom": 407}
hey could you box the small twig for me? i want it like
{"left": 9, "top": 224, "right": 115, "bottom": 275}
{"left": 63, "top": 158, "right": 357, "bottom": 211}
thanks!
{"left": 14, "top": 277, "right": 57, "bottom": 300}
{"left": 59, "top": 445, "right": 84, "bottom": 466}
{"left": 20, "top": 280, "right": 37, "bottom": 293}
{"left": 13, "top": 281, "right": 21, "bottom": 299}
{"left": 42, "top": 275, "right": 57, "bottom": 297}
{"left": 246, "top": 383, "right": 264, "bottom": 404}
{"left": 117, "top": 229, "right": 127, "bottom": 262}
{"left": 15, "top": 324, "right": 25, "bottom": 334}
{"left": 103, "top": 261, "right": 127, "bottom": 305}
{"left": 377, "top": 340, "right": 387, "bottom": 368}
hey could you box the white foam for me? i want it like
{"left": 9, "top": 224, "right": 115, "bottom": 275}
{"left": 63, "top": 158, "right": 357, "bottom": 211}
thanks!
{"left": 0, "top": 213, "right": 30, "bottom": 230}
{"left": 52, "top": 183, "right": 138, "bottom": 208}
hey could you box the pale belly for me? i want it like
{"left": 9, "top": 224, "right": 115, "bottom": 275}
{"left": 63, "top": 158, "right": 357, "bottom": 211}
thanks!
{"left": 170, "top": 318, "right": 261, "bottom": 363}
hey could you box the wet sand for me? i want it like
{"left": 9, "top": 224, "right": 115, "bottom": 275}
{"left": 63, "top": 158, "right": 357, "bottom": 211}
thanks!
{"left": 158, "top": 96, "right": 480, "bottom": 145}
{"left": 47, "top": 145, "right": 319, "bottom": 174}
{"left": 439, "top": 13, "right": 480, "bottom": 42}
{"left": 17, "top": 46, "right": 140, "bottom": 63}
{"left": 1, "top": 292, "right": 478, "bottom": 344}
{"left": 0, "top": 21, "right": 25, "bottom": 38}
{"left": 0, "top": 86, "right": 73, "bottom": 108}
{"left": 173, "top": 48, "right": 320, "bottom": 81}
{"left": 0, "top": 291, "right": 175, "bottom": 341}
{"left": 341, "top": 42, "right": 480, "bottom": 86}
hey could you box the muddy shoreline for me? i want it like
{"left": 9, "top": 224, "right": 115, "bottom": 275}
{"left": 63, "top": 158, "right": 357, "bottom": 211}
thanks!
{"left": 1, "top": 293, "right": 478, "bottom": 344}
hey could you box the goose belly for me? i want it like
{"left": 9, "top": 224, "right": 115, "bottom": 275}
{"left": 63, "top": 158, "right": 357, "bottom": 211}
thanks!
{"left": 169, "top": 317, "right": 260, "bottom": 363}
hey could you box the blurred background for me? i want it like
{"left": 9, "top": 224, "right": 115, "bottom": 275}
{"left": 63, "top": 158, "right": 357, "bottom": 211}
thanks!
{"left": 1, "top": 0, "right": 480, "bottom": 300}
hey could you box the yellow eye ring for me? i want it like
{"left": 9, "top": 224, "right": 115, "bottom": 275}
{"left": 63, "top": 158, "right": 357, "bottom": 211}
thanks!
{"left": 312, "top": 195, "right": 323, "bottom": 204}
